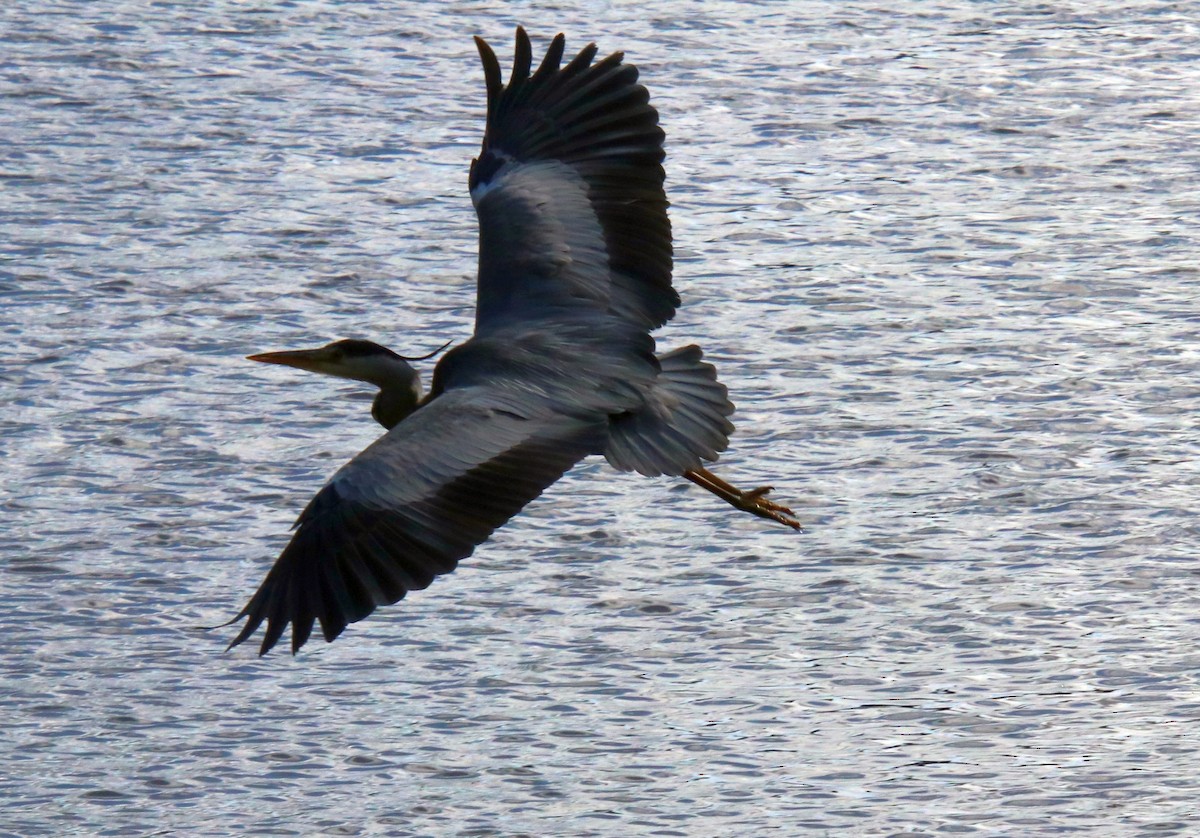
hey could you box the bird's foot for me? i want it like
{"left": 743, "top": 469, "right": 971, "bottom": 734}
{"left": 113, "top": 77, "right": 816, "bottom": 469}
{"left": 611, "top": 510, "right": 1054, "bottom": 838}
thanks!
{"left": 684, "top": 468, "right": 803, "bottom": 531}
{"left": 734, "top": 486, "right": 803, "bottom": 531}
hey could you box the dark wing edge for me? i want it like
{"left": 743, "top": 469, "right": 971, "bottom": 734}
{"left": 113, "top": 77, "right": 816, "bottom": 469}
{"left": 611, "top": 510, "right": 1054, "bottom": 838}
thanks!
{"left": 471, "top": 27, "right": 678, "bottom": 332}
{"left": 225, "top": 392, "right": 606, "bottom": 655}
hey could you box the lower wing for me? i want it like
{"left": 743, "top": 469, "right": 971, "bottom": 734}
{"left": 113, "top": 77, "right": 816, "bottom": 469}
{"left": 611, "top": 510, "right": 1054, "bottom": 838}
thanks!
{"left": 226, "top": 386, "right": 606, "bottom": 655}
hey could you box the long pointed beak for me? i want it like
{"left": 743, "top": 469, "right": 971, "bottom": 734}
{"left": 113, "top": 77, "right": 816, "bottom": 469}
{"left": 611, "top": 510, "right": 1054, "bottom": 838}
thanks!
{"left": 246, "top": 348, "right": 333, "bottom": 374}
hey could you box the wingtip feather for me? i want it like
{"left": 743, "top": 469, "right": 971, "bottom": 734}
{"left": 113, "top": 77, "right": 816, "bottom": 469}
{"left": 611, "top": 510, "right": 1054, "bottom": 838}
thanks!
{"left": 511, "top": 27, "right": 532, "bottom": 87}
{"left": 475, "top": 35, "right": 503, "bottom": 108}
{"left": 535, "top": 33, "right": 566, "bottom": 78}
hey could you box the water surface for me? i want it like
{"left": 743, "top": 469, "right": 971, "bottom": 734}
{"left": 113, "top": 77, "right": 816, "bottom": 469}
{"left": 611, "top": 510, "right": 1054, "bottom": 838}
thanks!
{"left": 3, "top": 1, "right": 1199, "bottom": 835}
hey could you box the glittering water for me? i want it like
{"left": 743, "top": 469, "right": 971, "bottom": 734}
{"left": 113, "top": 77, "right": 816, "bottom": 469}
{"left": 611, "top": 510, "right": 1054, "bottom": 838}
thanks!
{"left": 3, "top": 2, "right": 1200, "bottom": 835}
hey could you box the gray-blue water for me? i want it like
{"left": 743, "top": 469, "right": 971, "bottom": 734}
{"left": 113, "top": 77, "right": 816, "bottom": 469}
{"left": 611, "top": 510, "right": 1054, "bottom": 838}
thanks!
{"left": 3, "top": 2, "right": 1199, "bottom": 835}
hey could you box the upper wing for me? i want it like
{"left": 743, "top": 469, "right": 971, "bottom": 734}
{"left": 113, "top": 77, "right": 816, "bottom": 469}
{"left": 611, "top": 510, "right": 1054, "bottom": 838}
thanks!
{"left": 227, "top": 386, "right": 606, "bottom": 655}
{"left": 470, "top": 28, "right": 678, "bottom": 334}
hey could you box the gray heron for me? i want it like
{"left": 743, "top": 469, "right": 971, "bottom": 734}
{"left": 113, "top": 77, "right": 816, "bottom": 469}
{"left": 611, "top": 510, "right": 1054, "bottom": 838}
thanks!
{"left": 227, "top": 28, "right": 800, "bottom": 656}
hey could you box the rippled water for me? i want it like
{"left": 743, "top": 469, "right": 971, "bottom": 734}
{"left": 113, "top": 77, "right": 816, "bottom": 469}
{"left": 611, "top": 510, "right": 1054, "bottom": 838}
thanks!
{"left": 4, "top": 1, "right": 1199, "bottom": 835}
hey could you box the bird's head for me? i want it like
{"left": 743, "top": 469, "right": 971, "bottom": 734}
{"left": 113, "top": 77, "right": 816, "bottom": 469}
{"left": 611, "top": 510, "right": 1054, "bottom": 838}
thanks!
{"left": 248, "top": 338, "right": 452, "bottom": 429}
{"left": 247, "top": 339, "right": 417, "bottom": 387}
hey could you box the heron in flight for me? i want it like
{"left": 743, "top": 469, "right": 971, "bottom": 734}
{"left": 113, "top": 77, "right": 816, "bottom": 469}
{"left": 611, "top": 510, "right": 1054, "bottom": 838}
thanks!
{"left": 227, "top": 28, "right": 800, "bottom": 656}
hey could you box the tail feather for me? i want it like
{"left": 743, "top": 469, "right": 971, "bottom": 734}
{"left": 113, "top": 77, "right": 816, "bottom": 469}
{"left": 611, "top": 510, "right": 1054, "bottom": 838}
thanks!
{"left": 605, "top": 345, "right": 735, "bottom": 477}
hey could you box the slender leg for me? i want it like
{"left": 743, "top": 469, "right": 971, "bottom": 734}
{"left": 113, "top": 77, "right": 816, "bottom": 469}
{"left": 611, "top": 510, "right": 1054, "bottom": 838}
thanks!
{"left": 684, "top": 467, "right": 802, "bottom": 531}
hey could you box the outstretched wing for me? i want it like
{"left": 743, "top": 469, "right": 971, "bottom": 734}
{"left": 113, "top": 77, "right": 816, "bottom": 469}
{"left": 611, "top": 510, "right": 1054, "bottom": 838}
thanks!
{"left": 227, "top": 387, "right": 606, "bottom": 655}
{"left": 470, "top": 28, "right": 677, "bottom": 334}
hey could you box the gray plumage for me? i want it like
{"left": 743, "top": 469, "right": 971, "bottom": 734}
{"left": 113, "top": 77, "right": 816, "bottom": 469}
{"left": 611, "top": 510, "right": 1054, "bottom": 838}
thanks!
{"left": 227, "top": 28, "right": 796, "bottom": 657}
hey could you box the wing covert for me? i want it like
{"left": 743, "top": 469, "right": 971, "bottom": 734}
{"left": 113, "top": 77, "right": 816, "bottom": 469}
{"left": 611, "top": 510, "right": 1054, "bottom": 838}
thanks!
{"left": 471, "top": 28, "right": 678, "bottom": 334}
{"left": 227, "top": 387, "right": 606, "bottom": 655}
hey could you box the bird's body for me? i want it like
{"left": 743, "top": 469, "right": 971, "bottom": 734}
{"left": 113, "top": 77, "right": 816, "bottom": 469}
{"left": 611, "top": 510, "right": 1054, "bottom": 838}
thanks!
{"left": 228, "top": 29, "right": 799, "bottom": 656}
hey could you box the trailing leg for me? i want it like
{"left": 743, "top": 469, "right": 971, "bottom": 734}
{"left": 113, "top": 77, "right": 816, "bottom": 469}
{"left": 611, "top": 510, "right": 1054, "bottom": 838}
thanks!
{"left": 684, "top": 467, "right": 802, "bottom": 531}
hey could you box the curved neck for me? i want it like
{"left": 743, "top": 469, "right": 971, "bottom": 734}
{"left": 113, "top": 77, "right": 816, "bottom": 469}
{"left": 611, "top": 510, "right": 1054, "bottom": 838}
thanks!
{"left": 328, "top": 352, "right": 423, "bottom": 430}
{"left": 371, "top": 376, "right": 423, "bottom": 430}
